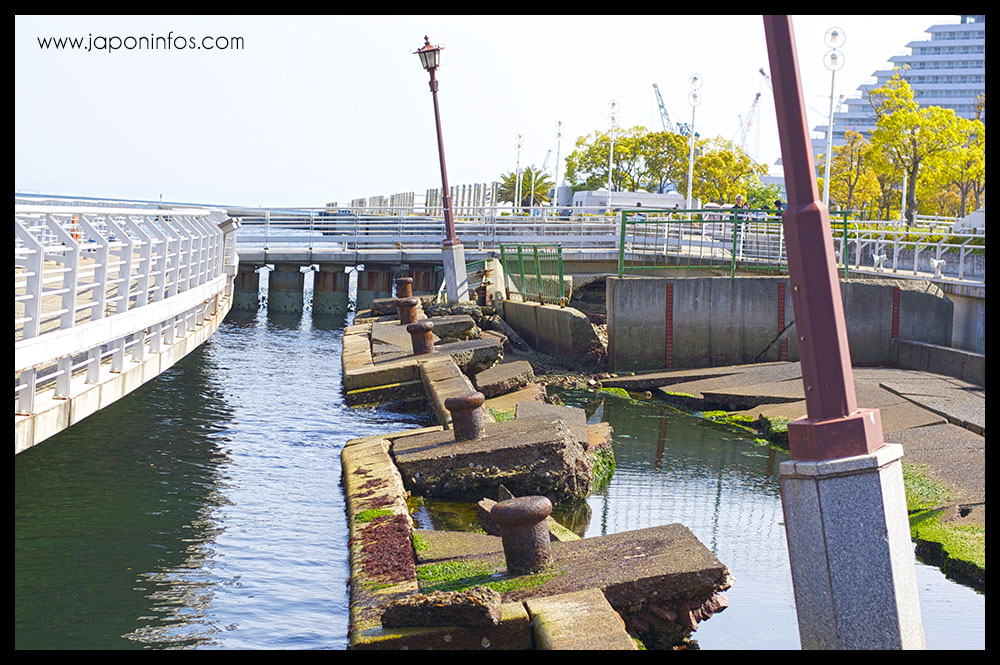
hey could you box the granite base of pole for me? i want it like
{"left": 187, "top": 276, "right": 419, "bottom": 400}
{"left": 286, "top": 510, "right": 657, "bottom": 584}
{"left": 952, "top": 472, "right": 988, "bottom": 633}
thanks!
{"left": 779, "top": 443, "right": 925, "bottom": 650}
{"left": 441, "top": 242, "right": 470, "bottom": 304}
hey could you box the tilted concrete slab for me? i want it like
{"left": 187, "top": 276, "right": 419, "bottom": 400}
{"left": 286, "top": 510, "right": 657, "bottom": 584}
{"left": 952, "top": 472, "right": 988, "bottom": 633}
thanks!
{"left": 880, "top": 378, "right": 985, "bottom": 435}
{"left": 482, "top": 382, "right": 547, "bottom": 416}
{"left": 474, "top": 360, "right": 535, "bottom": 398}
{"left": 391, "top": 414, "right": 592, "bottom": 503}
{"left": 419, "top": 356, "right": 495, "bottom": 428}
{"left": 413, "top": 523, "right": 732, "bottom": 650}
{"left": 343, "top": 337, "right": 503, "bottom": 392}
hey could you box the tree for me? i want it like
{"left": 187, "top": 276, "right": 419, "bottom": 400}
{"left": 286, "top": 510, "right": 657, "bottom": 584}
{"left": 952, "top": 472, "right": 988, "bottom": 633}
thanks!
{"left": 564, "top": 126, "right": 689, "bottom": 195}
{"left": 496, "top": 166, "right": 553, "bottom": 210}
{"left": 691, "top": 137, "right": 768, "bottom": 205}
{"left": 822, "top": 130, "right": 880, "bottom": 214}
{"left": 925, "top": 117, "right": 985, "bottom": 217}
{"left": 745, "top": 178, "right": 783, "bottom": 209}
{"left": 868, "top": 71, "right": 965, "bottom": 226}
{"left": 867, "top": 148, "right": 903, "bottom": 221}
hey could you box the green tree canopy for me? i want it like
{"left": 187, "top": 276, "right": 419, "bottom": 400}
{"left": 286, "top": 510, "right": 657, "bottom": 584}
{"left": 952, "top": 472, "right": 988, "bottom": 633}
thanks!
{"left": 691, "top": 137, "right": 768, "bottom": 206}
{"left": 868, "top": 71, "right": 966, "bottom": 225}
{"left": 496, "top": 166, "right": 553, "bottom": 209}
{"left": 563, "top": 126, "right": 689, "bottom": 195}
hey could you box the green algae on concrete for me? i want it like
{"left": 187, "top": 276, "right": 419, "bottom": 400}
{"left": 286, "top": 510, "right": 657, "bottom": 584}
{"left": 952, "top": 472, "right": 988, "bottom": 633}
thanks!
{"left": 592, "top": 447, "right": 616, "bottom": 492}
{"left": 901, "top": 462, "right": 985, "bottom": 591}
{"left": 417, "top": 558, "right": 565, "bottom": 595}
{"left": 910, "top": 508, "right": 985, "bottom": 591}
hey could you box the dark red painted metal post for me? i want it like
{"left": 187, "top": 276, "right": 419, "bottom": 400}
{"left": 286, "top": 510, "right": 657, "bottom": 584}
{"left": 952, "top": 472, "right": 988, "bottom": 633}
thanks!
{"left": 763, "top": 16, "right": 884, "bottom": 462}
{"left": 417, "top": 37, "right": 459, "bottom": 247}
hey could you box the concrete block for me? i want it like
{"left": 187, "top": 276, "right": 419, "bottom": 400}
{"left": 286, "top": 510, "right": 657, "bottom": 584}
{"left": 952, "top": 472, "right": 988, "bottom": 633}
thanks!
{"left": 474, "top": 360, "right": 535, "bottom": 398}
{"left": 526, "top": 588, "right": 637, "bottom": 650}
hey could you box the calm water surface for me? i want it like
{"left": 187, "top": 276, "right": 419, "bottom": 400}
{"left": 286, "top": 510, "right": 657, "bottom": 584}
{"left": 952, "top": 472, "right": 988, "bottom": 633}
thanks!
{"left": 14, "top": 299, "right": 984, "bottom": 649}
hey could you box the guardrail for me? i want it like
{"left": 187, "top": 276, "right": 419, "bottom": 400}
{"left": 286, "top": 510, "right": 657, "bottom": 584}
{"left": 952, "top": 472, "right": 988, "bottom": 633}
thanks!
{"left": 499, "top": 243, "right": 567, "bottom": 306}
{"left": 613, "top": 207, "right": 984, "bottom": 285}
{"left": 229, "top": 206, "right": 622, "bottom": 254}
{"left": 15, "top": 204, "right": 240, "bottom": 417}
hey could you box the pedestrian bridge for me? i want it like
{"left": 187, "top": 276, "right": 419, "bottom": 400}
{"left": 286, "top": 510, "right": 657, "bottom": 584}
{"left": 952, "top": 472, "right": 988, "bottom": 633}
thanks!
{"left": 14, "top": 199, "right": 241, "bottom": 453}
{"left": 227, "top": 204, "right": 984, "bottom": 315}
{"left": 14, "top": 196, "right": 984, "bottom": 452}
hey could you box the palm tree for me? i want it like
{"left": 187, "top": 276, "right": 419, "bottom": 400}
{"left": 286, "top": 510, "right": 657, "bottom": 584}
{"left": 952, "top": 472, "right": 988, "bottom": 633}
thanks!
{"left": 497, "top": 166, "right": 554, "bottom": 212}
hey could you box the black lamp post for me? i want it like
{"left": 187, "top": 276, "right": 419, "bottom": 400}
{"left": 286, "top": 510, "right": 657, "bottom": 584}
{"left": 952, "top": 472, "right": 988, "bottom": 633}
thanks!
{"left": 415, "top": 36, "right": 459, "bottom": 247}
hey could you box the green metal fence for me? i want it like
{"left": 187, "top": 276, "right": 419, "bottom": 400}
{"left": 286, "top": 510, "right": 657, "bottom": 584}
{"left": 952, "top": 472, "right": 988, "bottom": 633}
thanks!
{"left": 617, "top": 208, "right": 851, "bottom": 278}
{"left": 499, "top": 243, "right": 567, "bottom": 306}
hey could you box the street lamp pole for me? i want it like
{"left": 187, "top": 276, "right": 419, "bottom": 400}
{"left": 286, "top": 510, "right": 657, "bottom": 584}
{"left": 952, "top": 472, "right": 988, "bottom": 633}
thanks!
{"left": 415, "top": 36, "right": 468, "bottom": 303}
{"left": 553, "top": 121, "right": 563, "bottom": 208}
{"left": 763, "top": 15, "right": 924, "bottom": 650}
{"left": 514, "top": 134, "right": 524, "bottom": 215}
{"left": 685, "top": 74, "right": 703, "bottom": 213}
{"left": 822, "top": 27, "right": 846, "bottom": 211}
{"left": 607, "top": 100, "right": 619, "bottom": 213}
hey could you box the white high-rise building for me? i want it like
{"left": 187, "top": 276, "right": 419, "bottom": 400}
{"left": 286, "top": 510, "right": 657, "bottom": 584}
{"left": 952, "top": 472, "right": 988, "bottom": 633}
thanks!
{"left": 812, "top": 14, "right": 985, "bottom": 160}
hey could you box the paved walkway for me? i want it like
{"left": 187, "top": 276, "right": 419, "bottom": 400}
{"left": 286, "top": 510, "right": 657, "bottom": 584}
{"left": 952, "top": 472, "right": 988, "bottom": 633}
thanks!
{"left": 603, "top": 362, "right": 985, "bottom": 523}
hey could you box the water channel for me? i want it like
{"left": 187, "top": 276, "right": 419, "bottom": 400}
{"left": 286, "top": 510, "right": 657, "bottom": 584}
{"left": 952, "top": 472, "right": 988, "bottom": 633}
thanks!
{"left": 14, "top": 290, "right": 985, "bottom": 649}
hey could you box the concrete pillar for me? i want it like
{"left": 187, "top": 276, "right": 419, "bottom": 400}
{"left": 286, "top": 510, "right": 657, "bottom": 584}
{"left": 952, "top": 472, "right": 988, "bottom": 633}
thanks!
{"left": 442, "top": 243, "right": 470, "bottom": 304}
{"left": 268, "top": 264, "right": 304, "bottom": 313}
{"left": 313, "top": 265, "right": 350, "bottom": 315}
{"left": 779, "top": 444, "right": 924, "bottom": 649}
{"left": 356, "top": 265, "right": 392, "bottom": 312}
{"left": 233, "top": 264, "right": 261, "bottom": 310}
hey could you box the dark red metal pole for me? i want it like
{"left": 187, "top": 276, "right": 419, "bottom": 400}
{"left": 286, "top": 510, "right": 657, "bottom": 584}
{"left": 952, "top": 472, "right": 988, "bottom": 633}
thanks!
{"left": 763, "top": 15, "right": 884, "bottom": 461}
{"left": 427, "top": 67, "right": 459, "bottom": 247}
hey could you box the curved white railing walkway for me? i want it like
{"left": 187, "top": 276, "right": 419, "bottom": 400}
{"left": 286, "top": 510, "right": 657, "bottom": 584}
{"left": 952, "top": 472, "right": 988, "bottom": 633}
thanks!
{"left": 14, "top": 202, "right": 240, "bottom": 454}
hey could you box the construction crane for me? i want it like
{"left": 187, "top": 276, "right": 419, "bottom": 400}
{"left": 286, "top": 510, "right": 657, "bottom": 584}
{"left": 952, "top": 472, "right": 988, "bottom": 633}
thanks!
{"left": 652, "top": 84, "right": 674, "bottom": 133}
{"left": 736, "top": 68, "right": 772, "bottom": 157}
{"left": 653, "top": 83, "right": 694, "bottom": 136}
{"left": 737, "top": 92, "right": 762, "bottom": 152}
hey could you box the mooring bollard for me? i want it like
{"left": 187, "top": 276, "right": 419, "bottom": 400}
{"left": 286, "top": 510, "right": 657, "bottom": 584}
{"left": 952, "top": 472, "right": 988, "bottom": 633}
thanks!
{"left": 444, "top": 391, "right": 487, "bottom": 441}
{"left": 491, "top": 495, "right": 552, "bottom": 575}
{"left": 406, "top": 320, "right": 435, "bottom": 355}
{"left": 397, "top": 296, "right": 420, "bottom": 324}
{"left": 396, "top": 276, "right": 413, "bottom": 299}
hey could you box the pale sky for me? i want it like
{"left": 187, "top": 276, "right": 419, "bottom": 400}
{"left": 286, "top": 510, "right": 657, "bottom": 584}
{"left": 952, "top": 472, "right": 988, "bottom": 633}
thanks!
{"left": 15, "top": 14, "right": 958, "bottom": 207}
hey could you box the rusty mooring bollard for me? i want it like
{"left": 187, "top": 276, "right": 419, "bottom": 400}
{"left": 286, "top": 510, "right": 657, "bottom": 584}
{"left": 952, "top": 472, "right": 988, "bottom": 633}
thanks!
{"left": 491, "top": 495, "right": 552, "bottom": 575}
{"left": 444, "top": 391, "right": 487, "bottom": 442}
{"left": 397, "top": 296, "right": 420, "bottom": 324}
{"left": 396, "top": 276, "right": 413, "bottom": 299}
{"left": 406, "top": 320, "right": 434, "bottom": 355}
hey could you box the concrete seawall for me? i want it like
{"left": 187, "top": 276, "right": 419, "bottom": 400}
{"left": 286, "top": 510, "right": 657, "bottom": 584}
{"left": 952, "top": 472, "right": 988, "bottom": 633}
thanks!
{"left": 501, "top": 300, "right": 602, "bottom": 366}
{"left": 607, "top": 276, "right": 953, "bottom": 373}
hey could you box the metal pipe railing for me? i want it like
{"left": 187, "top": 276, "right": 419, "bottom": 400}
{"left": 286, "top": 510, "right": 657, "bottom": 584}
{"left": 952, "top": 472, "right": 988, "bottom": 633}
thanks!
{"left": 15, "top": 204, "right": 240, "bottom": 415}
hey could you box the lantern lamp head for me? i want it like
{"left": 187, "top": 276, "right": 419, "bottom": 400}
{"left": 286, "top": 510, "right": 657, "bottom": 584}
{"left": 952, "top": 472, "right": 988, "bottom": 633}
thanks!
{"left": 415, "top": 36, "right": 442, "bottom": 72}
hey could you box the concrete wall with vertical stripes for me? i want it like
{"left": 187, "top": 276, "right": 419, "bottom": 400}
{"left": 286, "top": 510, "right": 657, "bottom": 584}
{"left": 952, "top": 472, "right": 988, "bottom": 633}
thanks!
{"left": 607, "top": 277, "right": 953, "bottom": 373}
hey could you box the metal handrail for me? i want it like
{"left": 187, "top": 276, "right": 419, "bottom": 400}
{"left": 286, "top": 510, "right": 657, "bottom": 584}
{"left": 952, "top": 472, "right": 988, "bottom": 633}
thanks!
{"left": 14, "top": 204, "right": 240, "bottom": 415}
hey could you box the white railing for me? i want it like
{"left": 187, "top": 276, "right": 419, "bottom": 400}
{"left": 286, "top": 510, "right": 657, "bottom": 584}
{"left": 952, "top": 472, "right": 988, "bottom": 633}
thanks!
{"left": 231, "top": 205, "right": 985, "bottom": 286}
{"left": 15, "top": 203, "right": 240, "bottom": 415}
{"left": 231, "top": 206, "right": 623, "bottom": 254}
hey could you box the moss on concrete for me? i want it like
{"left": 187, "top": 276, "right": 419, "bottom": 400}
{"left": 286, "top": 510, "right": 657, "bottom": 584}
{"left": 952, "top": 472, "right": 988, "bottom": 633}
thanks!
{"left": 910, "top": 508, "right": 985, "bottom": 590}
{"left": 901, "top": 463, "right": 984, "bottom": 590}
{"left": 901, "top": 463, "right": 953, "bottom": 512}
{"left": 355, "top": 508, "right": 395, "bottom": 524}
{"left": 417, "top": 558, "right": 564, "bottom": 595}
{"left": 592, "top": 447, "right": 616, "bottom": 491}
{"left": 489, "top": 408, "right": 516, "bottom": 422}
